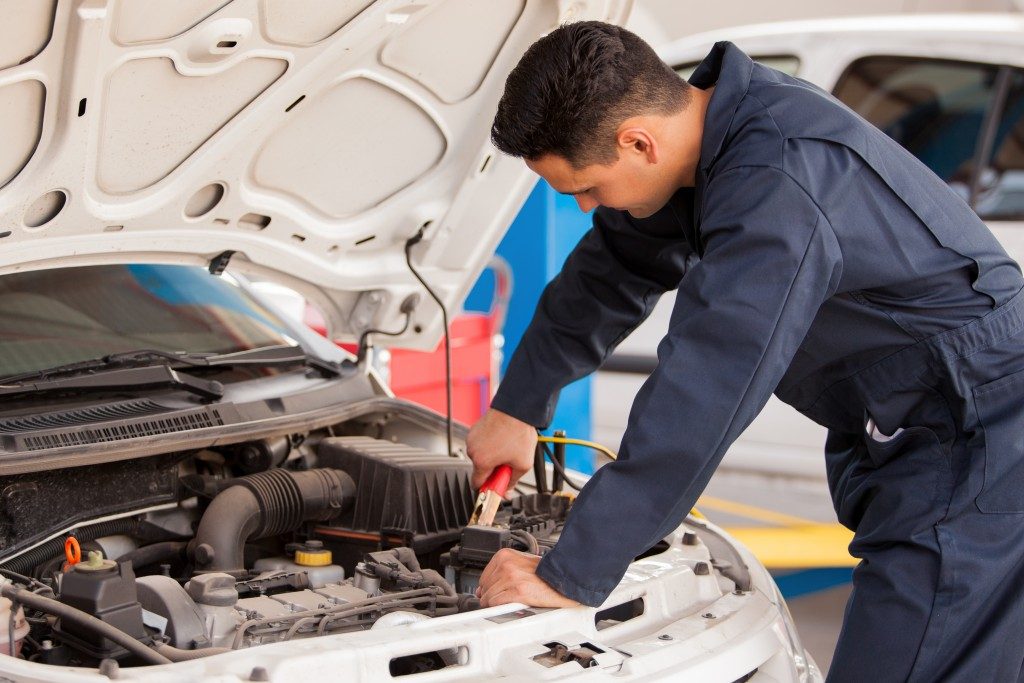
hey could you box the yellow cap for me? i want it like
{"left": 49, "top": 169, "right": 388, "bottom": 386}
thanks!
{"left": 294, "top": 548, "right": 332, "bottom": 566}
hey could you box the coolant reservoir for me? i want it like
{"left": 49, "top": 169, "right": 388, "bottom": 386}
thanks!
{"left": 0, "top": 594, "right": 29, "bottom": 657}
{"left": 253, "top": 542, "right": 343, "bottom": 589}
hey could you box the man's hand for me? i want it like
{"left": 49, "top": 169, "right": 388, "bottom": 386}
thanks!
{"left": 466, "top": 408, "right": 537, "bottom": 490}
{"left": 476, "top": 548, "right": 579, "bottom": 608}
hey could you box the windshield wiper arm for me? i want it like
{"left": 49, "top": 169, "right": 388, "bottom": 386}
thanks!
{"left": 0, "top": 365, "right": 224, "bottom": 401}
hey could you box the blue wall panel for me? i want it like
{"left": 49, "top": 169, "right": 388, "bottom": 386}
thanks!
{"left": 465, "top": 180, "right": 596, "bottom": 473}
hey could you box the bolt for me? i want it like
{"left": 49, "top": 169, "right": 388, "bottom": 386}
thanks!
{"left": 702, "top": 612, "right": 716, "bottom": 619}
{"left": 249, "top": 666, "right": 270, "bottom": 681}
{"left": 682, "top": 532, "right": 698, "bottom": 546}
{"left": 694, "top": 561, "right": 710, "bottom": 575}
{"left": 41, "top": 639, "right": 53, "bottom": 650}
{"left": 194, "top": 543, "right": 214, "bottom": 564}
{"left": 240, "top": 446, "right": 261, "bottom": 467}
{"left": 658, "top": 634, "right": 672, "bottom": 641}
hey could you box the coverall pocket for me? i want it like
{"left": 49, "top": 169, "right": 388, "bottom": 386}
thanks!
{"left": 974, "top": 369, "right": 1024, "bottom": 514}
{"left": 862, "top": 423, "right": 939, "bottom": 469}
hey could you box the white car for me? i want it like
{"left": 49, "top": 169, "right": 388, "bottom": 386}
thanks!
{"left": 0, "top": 1, "right": 819, "bottom": 681}
{"left": 596, "top": 13, "right": 1024, "bottom": 479}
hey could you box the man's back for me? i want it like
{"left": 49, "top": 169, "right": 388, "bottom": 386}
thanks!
{"left": 695, "top": 52, "right": 1024, "bottom": 429}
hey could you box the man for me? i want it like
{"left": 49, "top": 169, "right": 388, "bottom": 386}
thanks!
{"left": 467, "top": 21, "right": 1024, "bottom": 682}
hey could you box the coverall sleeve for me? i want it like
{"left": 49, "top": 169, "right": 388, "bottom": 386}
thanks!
{"left": 490, "top": 193, "right": 696, "bottom": 428}
{"left": 535, "top": 166, "right": 843, "bottom": 606}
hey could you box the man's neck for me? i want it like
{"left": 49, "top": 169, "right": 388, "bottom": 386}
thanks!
{"left": 670, "top": 85, "right": 714, "bottom": 187}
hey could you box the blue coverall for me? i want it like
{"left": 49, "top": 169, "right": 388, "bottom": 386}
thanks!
{"left": 491, "top": 42, "right": 1024, "bottom": 681}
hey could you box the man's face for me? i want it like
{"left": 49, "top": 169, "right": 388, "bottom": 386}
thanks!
{"left": 525, "top": 146, "right": 676, "bottom": 219}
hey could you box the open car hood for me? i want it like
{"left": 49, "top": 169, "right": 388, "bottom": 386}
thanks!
{"left": 0, "top": 0, "right": 631, "bottom": 348}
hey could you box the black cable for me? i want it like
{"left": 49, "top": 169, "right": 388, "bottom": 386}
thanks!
{"left": 355, "top": 313, "right": 411, "bottom": 364}
{"left": 0, "top": 568, "right": 49, "bottom": 592}
{"left": 404, "top": 229, "right": 454, "bottom": 457}
{"left": 8, "top": 598, "right": 16, "bottom": 660}
{"left": 540, "top": 441, "right": 582, "bottom": 491}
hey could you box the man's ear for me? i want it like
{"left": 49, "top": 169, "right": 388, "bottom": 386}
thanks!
{"left": 617, "top": 126, "right": 658, "bottom": 164}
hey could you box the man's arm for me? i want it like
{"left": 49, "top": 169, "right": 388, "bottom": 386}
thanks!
{"left": 515, "top": 165, "right": 842, "bottom": 607}
{"left": 491, "top": 192, "right": 696, "bottom": 430}
{"left": 469, "top": 194, "right": 695, "bottom": 489}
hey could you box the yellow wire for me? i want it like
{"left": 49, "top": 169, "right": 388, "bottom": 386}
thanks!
{"left": 537, "top": 435, "right": 618, "bottom": 461}
{"left": 537, "top": 434, "right": 703, "bottom": 517}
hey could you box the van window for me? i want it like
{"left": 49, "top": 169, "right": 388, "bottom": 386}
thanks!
{"left": 832, "top": 57, "right": 999, "bottom": 206}
{"left": 975, "top": 69, "right": 1024, "bottom": 220}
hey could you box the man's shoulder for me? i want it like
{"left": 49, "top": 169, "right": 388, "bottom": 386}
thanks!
{"left": 713, "top": 72, "right": 878, "bottom": 185}
{"left": 731, "top": 65, "right": 881, "bottom": 160}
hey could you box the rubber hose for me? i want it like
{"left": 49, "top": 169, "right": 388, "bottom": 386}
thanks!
{"left": 152, "top": 642, "right": 231, "bottom": 661}
{"left": 0, "top": 583, "right": 170, "bottom": 665}
{"left": 511, "top": 530, "right": 540, "bottom": 555}
{"left": 117, "top": 541, "right": 187, "bottom": 570}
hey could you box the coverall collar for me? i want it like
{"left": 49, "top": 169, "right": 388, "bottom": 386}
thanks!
{"left": 688, "top": 41, "right": 754, "bottom": 172}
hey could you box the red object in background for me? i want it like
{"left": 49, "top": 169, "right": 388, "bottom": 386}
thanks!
{"left": 388, "top": 313, "right": 497, "bottom": 423}
{"left": 303, "top": 258, "right": 510, "bottom": 426}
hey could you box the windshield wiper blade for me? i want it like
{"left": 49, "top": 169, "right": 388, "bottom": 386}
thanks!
{"left": 0, "top": 365, "right": 224, "bottom": 401}
{"left": 0, "top": 345, "right": 344, "bottom": 385}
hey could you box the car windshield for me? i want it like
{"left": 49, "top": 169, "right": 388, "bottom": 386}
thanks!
{"left": 0, "top": 264, "right": 297, "bottom": 377}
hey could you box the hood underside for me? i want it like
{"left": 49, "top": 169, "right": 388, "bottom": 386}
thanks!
{"left": 0, "top": 0, "right": 631, "bottom": 348}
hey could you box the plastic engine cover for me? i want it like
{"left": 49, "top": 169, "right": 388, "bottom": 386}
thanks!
{"left": 316, "top": 437, "right": 474, "bottom": 553}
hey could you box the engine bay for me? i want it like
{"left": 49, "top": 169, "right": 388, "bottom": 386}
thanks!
{"left": 0, "top": 411, "right": 574, "bottom": 670}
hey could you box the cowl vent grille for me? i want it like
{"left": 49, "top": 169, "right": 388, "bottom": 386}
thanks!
{"left": 0, "top": 399, "right": 166, "bottom": 433}
{"left": 12, "top": 407, "right": 226, "bottom": 451}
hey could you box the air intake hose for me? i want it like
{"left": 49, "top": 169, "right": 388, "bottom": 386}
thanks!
{"left": 190, "top": 468, "right": 354, "bottom": 575}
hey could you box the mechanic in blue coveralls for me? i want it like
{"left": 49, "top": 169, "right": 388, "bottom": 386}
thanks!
{"left": 468, "top": 22, "right": 1024, "bottom": 682}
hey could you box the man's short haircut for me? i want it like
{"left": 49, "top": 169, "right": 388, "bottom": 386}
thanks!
{"left": 491, "top": 21, "right": 691, "bottom": 168}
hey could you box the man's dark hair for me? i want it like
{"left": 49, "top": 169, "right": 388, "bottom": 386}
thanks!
{"left": 491, "top": 21, "right": 690, "bottom": 168}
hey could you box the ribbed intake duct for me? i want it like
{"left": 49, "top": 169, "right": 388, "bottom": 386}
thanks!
{"left": 191, "top": 468, "right": 355, "bottom": 575}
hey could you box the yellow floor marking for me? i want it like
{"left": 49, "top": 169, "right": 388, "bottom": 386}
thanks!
{"left": 696, "top": 494, "right": 818, "bottom": 527}
{"left": 693, "top": 495, "right": 856, "bottom": 568}
{"left": 724, "top": 525, "right": 857, "bottom": 568}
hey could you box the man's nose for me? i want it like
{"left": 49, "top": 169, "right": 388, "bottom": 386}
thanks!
{"left": 575, "top": 195, "right": 598, "bottom": 213}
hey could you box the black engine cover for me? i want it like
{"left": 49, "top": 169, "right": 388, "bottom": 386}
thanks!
{"left": 316, "top": 436, "right": 474, "bottom": 554}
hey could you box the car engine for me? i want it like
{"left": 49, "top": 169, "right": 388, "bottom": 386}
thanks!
{"left": 0, "top": 416, "right": 572, "bottom": 669}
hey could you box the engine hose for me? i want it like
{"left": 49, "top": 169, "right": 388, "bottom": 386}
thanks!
{"left": 510, "top": 530, "right": 540, "bottom": 555}
{"left": 2, "top": 518, "right": 139, "bottom": 577}
{"left": 191, "top": 468, "right": 355, "bottom": 575}
{"left": 368, "top": 548, "right": 457, "bottom": 598}
{"left": 117, "top": 541, "right": 187, "bottom": 570}
{"left": 0, "top": 583, "right": 171, "bottom": 666}
{"left": 152, "top": 642, "right": 231, "bottom": 661}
